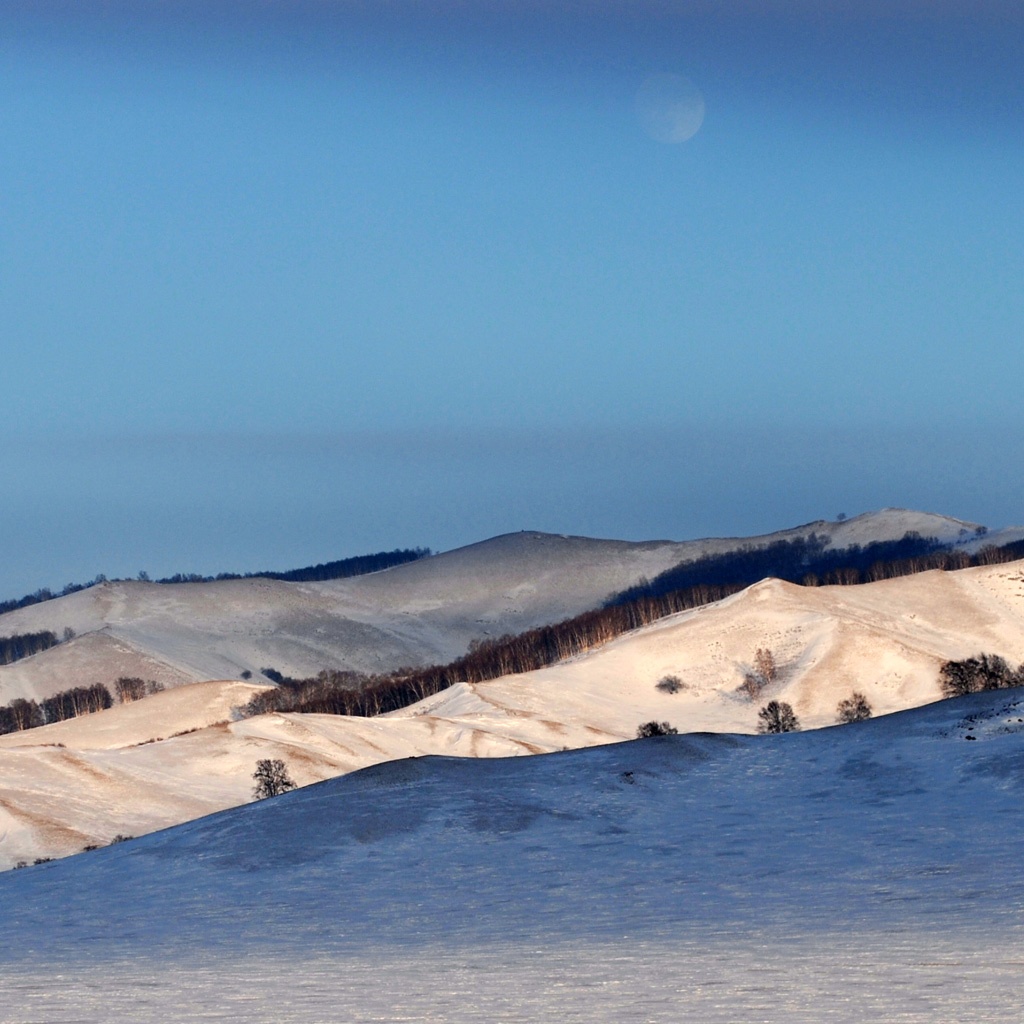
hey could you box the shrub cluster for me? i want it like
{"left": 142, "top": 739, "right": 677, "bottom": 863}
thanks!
{"left": 637, "top": 721, "right": 678, "bottom": 737}
{"left": 655, "top": 675, "right": 685, "bottom": 694}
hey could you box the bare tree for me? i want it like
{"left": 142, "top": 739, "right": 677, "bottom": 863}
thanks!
{"left": 742, "top": 647, "right": 778, "bottom": 701}
{"left": 114, "top": 677, "right": 148, "bottom": 703}
{"left": 757, "top": 701, "right": 800, "bottom": 734}
{"left": 754, "top": 647, "right": 777, "bottom": 684}
{"left": 836, "top": 692, "right": 872, "bottom": 724}
{"left": 6, "top": 698, "right": 43, "bottom": 731}
{"left": 252, "top": 758, "right": 297, "bottom": 799}
{"left": 741, "top": 672, "right": 765, "bottom": 701}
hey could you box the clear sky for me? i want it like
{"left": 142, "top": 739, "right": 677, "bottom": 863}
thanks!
{"left": 1, "top": 1, "right": 1022, "bottom": 595}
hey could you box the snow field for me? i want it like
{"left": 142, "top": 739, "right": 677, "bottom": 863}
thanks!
{"left": 3, "top": 690, "right": 1024, "bottom": 1020}
{"left": 2, "top": 936, "right": 1024, "bottom": 1023}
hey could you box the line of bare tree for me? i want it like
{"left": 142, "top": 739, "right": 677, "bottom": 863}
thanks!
{"left": 939, "top": 654, "right": 1024, "bottom": 698}
{"left": 237, "top": 536, "right": 1024, "bottom": 723}
{"left": 0, "top": 682, "right": 114, "bottom": 734}
{"left": 0, "top": 676, "right": 163, "bottom": 735}
{"left": 0, "top": 628, "right": 76, "bottom": 667}
{"left": 608, "top": 533, "right": 1024, "bottom": 605}
{"left": 0, "top": 549, "right": 430, "bottom": 619}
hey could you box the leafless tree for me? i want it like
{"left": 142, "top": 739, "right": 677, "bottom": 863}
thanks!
{"left": 114, "top": 677, "right": 147, "bottom": 703}
{"left": 757, "top": 700, "right": 800, "bottom": 734}
{"left": 836, "top": 692, "right": 873, "bottom": 724}
{"left": 741, "top": 672, "right": 765, "bottom": 701}
{"left": 742, "top": 647, "right": 778, "bottom": 701}
{"left": 754, "top": 647, "right": 777, "bottom": 684}
{"left": 253, "top": 758, "right": 297, "bottom": 799}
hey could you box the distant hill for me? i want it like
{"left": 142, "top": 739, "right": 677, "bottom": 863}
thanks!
{"left": 0, "top": 509, "right": 1007, "bottom": 705}
{"left": 0, "top": 546, "right": 431, "bottom": 617}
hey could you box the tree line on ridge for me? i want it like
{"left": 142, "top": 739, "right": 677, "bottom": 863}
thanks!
{"left": 236, "top": 533, "right": 1024, "bottom": 722}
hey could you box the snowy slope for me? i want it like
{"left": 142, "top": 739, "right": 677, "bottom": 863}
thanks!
{"left": 0, "top": 508, "right": 995, "bottom": 702}
{"left": 2, "top": 690, "right": 1024, "bottom": 1023}
{"left": 428, "top": 559, "right": 1024, "bottom": 739}
{"left": 2, "top": 557, "right": 1023, "bottom": 869}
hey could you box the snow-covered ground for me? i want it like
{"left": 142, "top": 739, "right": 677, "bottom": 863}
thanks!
{"left": 2, "top": 557, "right": 1023, "bottom": 868}
{"left": 2, "top": 689, "right": 1024, "bottom": 1022}
{"left": 0, "top": 509, "right": 1002, "bottom": 702}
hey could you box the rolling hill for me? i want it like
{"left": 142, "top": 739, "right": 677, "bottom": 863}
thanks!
{"left": 0, "top": 508, "right": 1003, "bottom": 705}
{"left": 2, "top": 552, "right": 1023, "bottom": 869}
{"left": 2, "top": 689, "right": 1023, "bottom": 1022}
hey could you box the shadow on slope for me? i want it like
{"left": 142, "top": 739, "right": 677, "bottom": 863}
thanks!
{"left": 3, "top": 689, "right": 1024, "bottom": 963}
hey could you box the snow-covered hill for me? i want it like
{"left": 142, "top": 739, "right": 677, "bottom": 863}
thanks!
{"left": 430, "top": 558, "right": 1024, "bottom": 738}
{"left": 3, "top": 557, "right": 1023, "bottom": 869}
{"left": 0, "top": 508, "right": 999, "bottom": 703}
{"left": 2, "top": 689, "right": 1024, "bottom": 1023}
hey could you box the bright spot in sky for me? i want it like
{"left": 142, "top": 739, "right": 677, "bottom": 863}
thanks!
{"left": 635, "top": 73, "right": 706, "bottom": 143}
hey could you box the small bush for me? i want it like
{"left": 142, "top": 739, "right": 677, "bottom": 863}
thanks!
{"left": 655, "top": 675, "right": 684, "bottom": 694}
{"left": 636, "top": 721, "right": 679, "bottom": 738}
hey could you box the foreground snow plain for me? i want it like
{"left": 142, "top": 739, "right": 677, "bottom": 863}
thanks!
{"left": 2, "top": 690, "right": 1024, "bottom": 1022}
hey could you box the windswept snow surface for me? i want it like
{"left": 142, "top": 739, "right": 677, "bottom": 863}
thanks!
{"left": 2, "top": 691, "right": 1024, "bottom": 1022}
{"left": 0, "top": 509, "right": 995, "bottom": 700}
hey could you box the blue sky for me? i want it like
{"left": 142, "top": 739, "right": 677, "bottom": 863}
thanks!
{"left": 1, "top": 2, "right": 1022, "bottom": 593}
